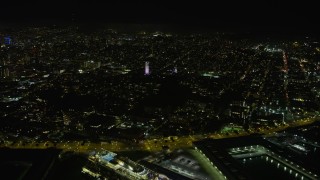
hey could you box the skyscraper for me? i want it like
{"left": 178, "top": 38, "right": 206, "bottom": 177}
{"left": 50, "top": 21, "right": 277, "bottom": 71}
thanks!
{"left": 174, "top": 67, "right": 178, "bottom": 73}
{"left": 4, "top": 36, "right": 12, "bottom": 45}
{"left": 0, "top": 67, "right": 9, "bottom": 78}
{"left": 145, "top": 61, "right": 150, "bottom": 75}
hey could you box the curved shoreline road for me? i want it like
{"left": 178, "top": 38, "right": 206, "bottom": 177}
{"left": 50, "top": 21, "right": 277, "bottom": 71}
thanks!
{"left": 1, "top": 118, "right": 318, "bottom": 153}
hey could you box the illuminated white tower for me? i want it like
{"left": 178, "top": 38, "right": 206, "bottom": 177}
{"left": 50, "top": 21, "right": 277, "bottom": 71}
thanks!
{"left": 145, "top": 61, "right": 150, "bottom": 75}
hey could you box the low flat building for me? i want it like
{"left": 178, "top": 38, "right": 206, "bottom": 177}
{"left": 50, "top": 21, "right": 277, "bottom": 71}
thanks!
{"left": 193, "top": 136, "right": 319, "bottom": 180}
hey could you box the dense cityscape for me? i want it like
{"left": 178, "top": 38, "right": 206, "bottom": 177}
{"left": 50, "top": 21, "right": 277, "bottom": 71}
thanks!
{"left": 0, "top": 25, "right": 319, "bottom": 179}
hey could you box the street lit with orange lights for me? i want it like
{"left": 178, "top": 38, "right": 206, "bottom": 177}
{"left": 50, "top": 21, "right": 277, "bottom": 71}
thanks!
{"left": 1, "top": 117, "right": 317, "bottom": 153}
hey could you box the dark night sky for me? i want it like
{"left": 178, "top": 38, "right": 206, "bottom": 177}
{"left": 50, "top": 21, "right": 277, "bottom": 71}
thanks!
{"left": 0, "top": 1, "right": 318, "bottom": 33}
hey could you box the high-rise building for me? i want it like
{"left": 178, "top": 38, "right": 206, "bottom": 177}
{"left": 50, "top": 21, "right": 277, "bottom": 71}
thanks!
{"left": 0, "top": 67, "right": 9, "bottom": 78}
{"left": 174, "top": 67, "right": 178, "bottom": 73}
{"left": 4, "top": 36, "right": 12, "bottom": 45}
{"left": 145, "top": 61, "right": 150, "bottom": 75}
